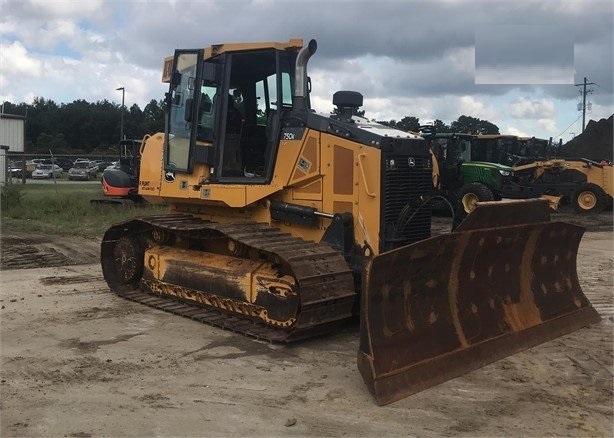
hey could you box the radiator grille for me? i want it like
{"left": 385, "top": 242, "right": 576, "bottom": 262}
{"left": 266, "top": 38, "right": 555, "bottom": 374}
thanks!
{"left": 380, "top": 154, "right": 432, "bottom": 252}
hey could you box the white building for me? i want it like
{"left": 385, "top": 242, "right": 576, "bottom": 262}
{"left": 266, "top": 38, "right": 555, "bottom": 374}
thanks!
{"left": 0, "top": 113, "right": 26, "bottom": 184}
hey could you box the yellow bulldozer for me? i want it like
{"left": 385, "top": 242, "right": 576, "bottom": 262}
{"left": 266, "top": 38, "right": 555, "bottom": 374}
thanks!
{"left": 101, "top": 39, "right": 600, "bottom": 405}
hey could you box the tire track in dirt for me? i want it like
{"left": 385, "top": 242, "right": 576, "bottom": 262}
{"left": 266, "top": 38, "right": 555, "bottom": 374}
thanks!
{"left": 1, "top": 233, "right": 101, "bottom": 270}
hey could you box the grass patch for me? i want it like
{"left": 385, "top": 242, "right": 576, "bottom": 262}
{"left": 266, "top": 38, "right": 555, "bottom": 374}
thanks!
{"left": 1, "top": 182, "right": 168, "bottom": 237}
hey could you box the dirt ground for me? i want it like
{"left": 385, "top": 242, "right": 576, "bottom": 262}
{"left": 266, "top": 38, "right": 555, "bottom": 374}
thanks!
{"left": 1, "top": 207, "right": 612, "bottom": 437}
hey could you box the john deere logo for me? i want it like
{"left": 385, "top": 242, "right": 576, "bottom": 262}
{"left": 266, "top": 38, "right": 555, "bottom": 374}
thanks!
{"left": 407, "top": 157, "right": 416, "bottom": 167}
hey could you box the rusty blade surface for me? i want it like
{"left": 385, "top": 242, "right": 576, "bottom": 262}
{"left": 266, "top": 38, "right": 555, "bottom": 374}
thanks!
{"left": 358, "top": 201, "right": 600, "bottom": 405}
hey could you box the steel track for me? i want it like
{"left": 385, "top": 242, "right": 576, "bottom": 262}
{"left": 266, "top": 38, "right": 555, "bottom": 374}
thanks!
{"left": 101, "top": 214, "right": 357, "bottom": 342}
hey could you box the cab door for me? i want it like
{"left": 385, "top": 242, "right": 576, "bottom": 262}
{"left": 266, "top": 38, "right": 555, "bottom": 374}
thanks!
{"left": 165, "top": 50, "right": 204, "bottom": 174}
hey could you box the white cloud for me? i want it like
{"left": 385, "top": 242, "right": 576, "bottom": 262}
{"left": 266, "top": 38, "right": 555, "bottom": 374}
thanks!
{"left": 0, "top": 41, "right": 44, "bottom": 77}
{"left": 0, "top": 0, "right": 611, "bottom": 145}
{"left": 500, "top": 118, "right": 558, "bottom": 139}
{"left": 27, "top": 19, "right": 76, "bottom": 50}
{"left": 505, "top": 126, "right": 530, "bottom": 137}
{"left": 1, "top": 1, "right": 112, "bottom": 55}
{"left": 24, "top": 0, "right": 106, "bottom": 19}
{"left": 85, "top": 30, "right": 106, "bottom": 44}
{"left": 586, "top": 102, "right": 614, "bottom": 122}
{"left": 537, "top": 118, "right": 557, "bottom": 133}
{"left": 456, "top": 96, "right": 499, "bottom": 121}
{"left": 0, "top": 40, "right": 165, "bottom": 107}
{"left": 509, "top": 98, "right": 556, "bottom": 119}
{"left": 1, "top": 21, "right": 18, "bottom": 34}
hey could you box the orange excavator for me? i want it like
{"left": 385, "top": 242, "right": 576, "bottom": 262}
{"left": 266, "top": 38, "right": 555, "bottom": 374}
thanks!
{"left": 100, "top": 39, "right": 600, "bottom": 404}
{"left": 94, "top": 139, "right": 145, "bottom": 206}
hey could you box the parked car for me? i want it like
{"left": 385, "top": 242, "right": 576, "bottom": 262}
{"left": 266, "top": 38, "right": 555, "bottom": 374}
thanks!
{"left": 32, "top": 164, "right": 63, "bottom": 179}
{"left": 9, "top": 161, "right": 26, "bottom": 178}
{"left": 96, "top": 161, "right": 115, "bottom": 172}
{"left": 105, "top": 161, "right": 119, "bottom": 171}
{"left": 68, "top": 161, "right": 98, "bottom": 180}
{"left": 51, "top": 158, "right": 75, "bottom": 172}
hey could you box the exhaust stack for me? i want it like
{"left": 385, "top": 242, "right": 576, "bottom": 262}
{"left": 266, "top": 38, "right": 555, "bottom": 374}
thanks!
{"left": 293, "top": 39, "right": 317, "bottom": 111}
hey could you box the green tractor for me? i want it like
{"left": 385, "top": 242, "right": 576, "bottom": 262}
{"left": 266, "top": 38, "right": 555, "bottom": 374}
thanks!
{"left": 420, "top": 128, "right": 514, "bottom": 224}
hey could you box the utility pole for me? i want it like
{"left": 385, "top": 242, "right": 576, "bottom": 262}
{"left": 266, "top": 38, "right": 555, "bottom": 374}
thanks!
{"left": 574, "top": 77, "right": 596, "bottom": 132}
{"left": 116, "top": 87, "right": 125, "bottom": 141}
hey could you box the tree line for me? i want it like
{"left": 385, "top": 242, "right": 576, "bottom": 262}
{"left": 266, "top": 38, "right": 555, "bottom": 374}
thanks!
{"left": 2, "top": 98, "right": 165, "bottom": 155}
{"left": 377, "top": 115, "right": 499, "bottom": 135}
{"left": 2, "top": 97, "right": 500, "bottom": 155}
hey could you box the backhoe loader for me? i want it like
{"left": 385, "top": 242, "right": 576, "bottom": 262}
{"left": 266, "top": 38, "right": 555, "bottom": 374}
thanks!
{"left": 101, "top": 39, "right": 600, "bottom": 405}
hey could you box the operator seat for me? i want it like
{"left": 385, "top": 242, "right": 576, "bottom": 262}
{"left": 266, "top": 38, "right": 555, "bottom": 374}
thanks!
{"left": 222, "top": 95, "right": 244, "bottom": 176}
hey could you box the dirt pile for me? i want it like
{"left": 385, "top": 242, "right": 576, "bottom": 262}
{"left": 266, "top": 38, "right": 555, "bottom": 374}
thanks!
{"left": 560, "top": 115, "right": 613, "bottom": 161}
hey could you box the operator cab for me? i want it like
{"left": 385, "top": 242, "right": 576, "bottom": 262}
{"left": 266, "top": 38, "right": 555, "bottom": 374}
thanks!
{"left": 165, "top": 45, "right": 298, "bottom": 183}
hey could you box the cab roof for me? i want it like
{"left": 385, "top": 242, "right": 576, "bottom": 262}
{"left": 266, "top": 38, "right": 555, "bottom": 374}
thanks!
{"left": 162, "top": 39, "right": 303, "bottom": 82}
{"left": 204, "top": 38, "right": 303, "bottom": 58}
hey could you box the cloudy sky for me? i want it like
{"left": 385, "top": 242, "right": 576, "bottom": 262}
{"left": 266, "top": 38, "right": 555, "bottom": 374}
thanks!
{"left": 1, "top": 0, "right": 612, "bottom": 142}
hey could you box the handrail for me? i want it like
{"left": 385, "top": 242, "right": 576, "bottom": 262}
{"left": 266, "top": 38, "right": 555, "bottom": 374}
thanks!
{"left": 140, "top": 134, "right": 151, "bottom": 155}
{"left": 358, "top": 153, "right": 376, "bottom": 198}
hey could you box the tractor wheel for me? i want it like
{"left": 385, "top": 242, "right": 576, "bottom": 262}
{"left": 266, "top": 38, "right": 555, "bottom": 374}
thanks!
{"left": 571, "top": 183, "right": 607, "bottom": 213}
{"left": 452, "top": 183, "right": 495, "bottom": 229}
{"left": 457, "top": 183, "right": 495, "bottom": 214}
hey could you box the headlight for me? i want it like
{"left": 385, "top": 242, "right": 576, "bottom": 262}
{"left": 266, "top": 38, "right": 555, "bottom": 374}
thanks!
{"left": 499, "top": 170, "right": 511, "bottom": 176}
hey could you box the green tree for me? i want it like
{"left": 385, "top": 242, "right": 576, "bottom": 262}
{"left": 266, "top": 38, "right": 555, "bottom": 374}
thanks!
{"left": 394, "top": 116, "right": 420, "bottom": 132}
{"left": 4, "top": 97, "right": 163, "bottom": 154}
{"left": 61, "top": 100, "right": 96, "bottom": 151}
{"left": 27, "top": 97, "right": 61, "bottom": 148}
{"left": 378, "top": 116, "right": 420, "bottom": 132}
{"left": 35, "top": 133, "right": 68, "bottom": 152}
{"left": 125, "top": 103, "right": 144, "bottom": 140}
{"left": 432, "top": 119, "right": 451, "bottom": 133}
{"left": 141, "top": 99, "right": 165, "bottom": 135}
{"left": 450, "top": 115, "right": 499, "bottom": 135}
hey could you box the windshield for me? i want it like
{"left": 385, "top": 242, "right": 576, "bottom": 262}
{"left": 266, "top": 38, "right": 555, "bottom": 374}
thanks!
{"left": 74, "top": 162, "right": 89, "bottom": 169}
{"left": 39, "top": 165, "right": 52, "bottom": 170}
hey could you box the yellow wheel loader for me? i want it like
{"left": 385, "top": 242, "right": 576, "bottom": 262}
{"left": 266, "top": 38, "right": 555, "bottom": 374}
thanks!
{"left": 101, "top": 39, "right": 600, "bottom": 405}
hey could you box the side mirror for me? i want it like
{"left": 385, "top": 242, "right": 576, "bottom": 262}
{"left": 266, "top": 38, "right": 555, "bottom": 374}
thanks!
{"left": 171, "top": 71, "right": 182, "bottom": 88}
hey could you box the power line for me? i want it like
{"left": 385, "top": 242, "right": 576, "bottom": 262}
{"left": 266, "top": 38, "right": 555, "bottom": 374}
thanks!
{"left": 554, "top": 113, "right": 582, "bottom": 140}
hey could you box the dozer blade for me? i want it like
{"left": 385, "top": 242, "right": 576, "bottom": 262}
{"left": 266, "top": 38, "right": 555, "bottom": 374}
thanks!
{"left": 358, "top": 199, "right": 600, "bottom": 405}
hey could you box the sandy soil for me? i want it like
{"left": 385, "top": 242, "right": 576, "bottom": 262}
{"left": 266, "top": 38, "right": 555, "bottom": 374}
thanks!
{"left": 0, "top": 209, "right": 612, "bottom": 437}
